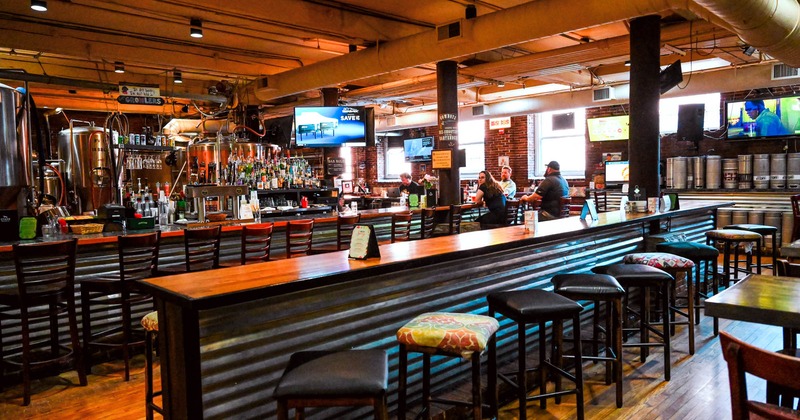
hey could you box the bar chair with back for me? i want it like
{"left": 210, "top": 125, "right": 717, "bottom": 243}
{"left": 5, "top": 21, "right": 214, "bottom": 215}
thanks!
{"left": 183, "top": 225, "right": 222, "bottom": 272}
{"left": 420, "top": 207, "right": 436, "bottom": 239}
{"left": 2, "top": 238, "right": 87, "bottom": 405}
{"left": 285, "top": 219, "right": 315, "bottom": 258}
{"left": 391, "top": 211, "right": 413, "bottom": 243}
{"left": 239, "top": 223, "right": 274, "bottom": 264}
{"left": 81, "top": 231, "right": 160, "bottom": 381}
{"left": 310, "top": 213, "right": 360, "bottom": 254}
{"left": 593, "top": 190, "right": 608, "bottom": 212}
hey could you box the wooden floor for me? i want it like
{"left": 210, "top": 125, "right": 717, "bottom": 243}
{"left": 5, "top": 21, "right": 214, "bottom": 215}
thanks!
{"left": 0, "top": 274, "right": 788, "bottom": 419}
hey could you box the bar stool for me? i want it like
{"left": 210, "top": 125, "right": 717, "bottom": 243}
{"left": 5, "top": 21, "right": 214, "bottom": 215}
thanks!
{"left": 622, "top": 252, "right": 696, "bottom": 354}
{"left": 310, "top": 213, "right": 359, "bottom": 254}
{"left": 285, "top": 219, "right": 314, "bottom": 258}
{"left": 184, "top": 225, "right": 222, "bottom": 271}
{"left": 486, "top": 290, "right": 584, "bottom": 420}
{"left": 397, "top": 312, "right": 499, "bottom": 420}
{"left": 274, "top": 349, "right": 388, "bottom": 420}
{"left": 592, "top": 264, "right": 674, "bottom": 380}
{"left": 239, "top": 222, "right": 273, "bottom": 264}
{"left": 552, "top": 273, "right": 625, "bottom": 408}
{"left": 141, "top": 311, "right": 162, "bottom": 420}
{"left": 81, "top": 231, "right": 160, "bottom": 381}
{"left": 655, "top": 241, "right": 719, "bottom": 331}
{"left": 391, "top": 211, "right": 413, "bottom": 243}
{"left": 705, "top": 229, "right": 763, "bottom": 285}
{"left": 2, "top": 238, "right": 87, "bottom": 405}
{"left": 505, "top": 200, "right": 521, "bottom": 225}
{"left": 723, "top": 223, "right": 778, "bottom": 271}
{"left": 420, "top": 207, "right": 436, "bottom": 239}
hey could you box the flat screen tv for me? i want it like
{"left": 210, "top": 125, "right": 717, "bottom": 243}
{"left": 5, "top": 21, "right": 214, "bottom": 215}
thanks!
{"left": 294, "top": 106, "right": 367, "bottom": 147}
{"left": 605, "top": 160, "right": 630, "bottom": 184}
{"left": 404, "top": 137, "right": 434, "bottom": 162}
{"left": 725, "top": 95, "right": 800, "bottom": 140}
{"left": 587, "top": 115, "right": 629, "bottom": 141}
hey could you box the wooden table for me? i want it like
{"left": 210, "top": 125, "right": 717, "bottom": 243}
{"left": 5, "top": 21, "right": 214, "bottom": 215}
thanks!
{"left": 706, "top": 274, "right": 800, "bottom": 349}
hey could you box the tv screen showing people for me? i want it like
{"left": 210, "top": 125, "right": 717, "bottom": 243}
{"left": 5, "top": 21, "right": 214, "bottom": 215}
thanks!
{"left": 725, "top": 96, "right": 800, "bottom": 139}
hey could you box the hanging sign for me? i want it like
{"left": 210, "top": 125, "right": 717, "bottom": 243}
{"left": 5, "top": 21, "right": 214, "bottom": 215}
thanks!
{"left": 119, "top": 84, "right": 160, "bottom": 97}
{"left": 117, "top": 96, "right": 165, "bottom": 106}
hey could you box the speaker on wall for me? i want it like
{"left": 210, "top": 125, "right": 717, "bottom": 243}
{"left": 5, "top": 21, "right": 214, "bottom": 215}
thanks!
{"left": 677, "top": 103, "right": 705, "bottom": 143}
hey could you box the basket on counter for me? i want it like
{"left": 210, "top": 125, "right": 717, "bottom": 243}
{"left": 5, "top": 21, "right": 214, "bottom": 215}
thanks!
{"left": 70, "top": 223, "right": 105, "bottom": 235}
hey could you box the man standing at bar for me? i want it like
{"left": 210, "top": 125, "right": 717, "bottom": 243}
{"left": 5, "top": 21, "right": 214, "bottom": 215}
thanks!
{"left": 520, "top": 161, "right": 568, "bottom": 221}
{"left": 499, "top": 165, "right": 517, "bottom": 199}
{"left": 399, "top": 172, "right": 423, "bottom": 196}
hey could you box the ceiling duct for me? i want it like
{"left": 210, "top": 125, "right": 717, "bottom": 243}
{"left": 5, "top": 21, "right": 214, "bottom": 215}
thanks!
{"left": 437, "top": 20, "right": 463, "bottom": 42}
{"left": 592, "top": 86, "right": 616, "bottom": 102}
{"left": 472, "top": 105, "right": 489, "bottom": 116}
{"left": 772, "top": 63, "right": 800, "bottom": 80}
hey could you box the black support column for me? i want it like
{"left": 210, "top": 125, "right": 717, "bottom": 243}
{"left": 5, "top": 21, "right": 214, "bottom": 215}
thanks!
{"left": 436, "top": 60, "right": 460, "bottom": 206}
{"left": 628, "top": 15, "right": 662, "bottom": 198}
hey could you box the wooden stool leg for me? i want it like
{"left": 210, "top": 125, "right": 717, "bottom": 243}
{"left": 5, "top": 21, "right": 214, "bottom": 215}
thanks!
{"left": 640, "top": 287, "right": 650, "bottom": 361}
{"left": 686, "top": 268, "right": 695, "bottom": 355}
{"left": 712, "top": 258, "right": 720, "bottom": 336}
{"left": 423, "top": 353, "right": 431, "bottom": 420}
{"left": 554, "top": 319, "right": 563, "bottom": 404}
{"left": 614, "top": 298, "right": 624, "bottom": 408}
{"left": 604, "top": 302, "right": 612, "bottom": 385}
{"left": 538, "top": 321, "right": 547, "bottom": 410}
{"left": 573, "top": 313, "right": 585, "bottom": 420}
{"left": 145, "top": 331, "right": 155, "bottom": 420}
{"left": 471, "top": 352, "right": 481, "bottom": 420}
{"left": 374, "top": 393, "right": 388, "bottom": 420}
{"left": 662, "top": 281, "right": 671, "bottom": 381}
{"left": 398, "top": 344, "right": 407, "bottom": 419}
{"left": 488, "top": 308, "right": 498, "bottom": 417}
{"left": 520, "top": 322, "right": 529, "bottom": 420}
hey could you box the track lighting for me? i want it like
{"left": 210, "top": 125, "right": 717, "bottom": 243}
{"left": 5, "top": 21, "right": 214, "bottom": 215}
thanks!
{"left": 190, "top": 18, "right": 203, "bottom": 39}
{"left": 31, "top": 0, "right": 47, "bottom": 12}
{"left": 497, "top": 81, "right": 505, "bottom": 88}
{"left": 114, "top": 61, "right": 125, "bottom": 74}
{"left": 174, "top": 70, "right": 183, "bottom": 84}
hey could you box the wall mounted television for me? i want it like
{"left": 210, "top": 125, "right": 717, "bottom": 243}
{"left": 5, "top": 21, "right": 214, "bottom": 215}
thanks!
{"left": 404, "top": 137, "right": 434, "bottom": 162}
{"left": 294, "top": 106, "right": 367, "bottom": 147}
{"left": 605, "top": 160, "right": 630, "bottom": 184}
{"left": 587, "top": 115, "right": 629, "bottom": 141}
{"left": 725, "top": 95, "right": 800, "bottom": 140}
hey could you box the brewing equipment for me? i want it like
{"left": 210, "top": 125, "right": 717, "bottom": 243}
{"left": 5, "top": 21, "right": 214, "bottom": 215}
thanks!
{"left": 187, "top": 139, "right": 267, "bottom": 184}
{"left": 0, "top": 83, "right": 32, "bottom": 211}
{"left": 57, "top": 124, "right": 114, "bottom": 213}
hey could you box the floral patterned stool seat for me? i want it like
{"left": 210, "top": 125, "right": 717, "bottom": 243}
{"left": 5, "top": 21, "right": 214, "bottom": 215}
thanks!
{"left": 486, "top": 290, "right": 585, "bottom": 420}
{"left": 706, "top": 229, "right": 763, "bottom": 285}
{"left": 396, "top": 312, "right": 499, "bottom": 420}
{"left": 623, "top": 252, "right": 697, "bottom": 354}
{"left": 140, "top": 311, "right": 161, "bottom": 420}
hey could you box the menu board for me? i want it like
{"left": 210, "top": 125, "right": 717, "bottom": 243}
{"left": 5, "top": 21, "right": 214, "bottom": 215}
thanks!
{"left": 431, "top": 150, "right": 452, "bottom": 169}
{"left": 326, "top": 157, "right": 346, "bottom": 176}
{"left": 349, "top": 224, "right": 380, "bottom": 259}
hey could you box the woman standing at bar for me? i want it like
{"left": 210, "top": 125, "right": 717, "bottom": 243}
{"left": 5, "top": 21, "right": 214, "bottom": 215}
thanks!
{"left": 474, "top": 170, "right": 507, "bottom": 229}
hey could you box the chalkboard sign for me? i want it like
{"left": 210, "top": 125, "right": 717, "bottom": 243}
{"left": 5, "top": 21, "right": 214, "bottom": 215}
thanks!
{"left": 326, "top": 157, "right": 346, "bottom": 176}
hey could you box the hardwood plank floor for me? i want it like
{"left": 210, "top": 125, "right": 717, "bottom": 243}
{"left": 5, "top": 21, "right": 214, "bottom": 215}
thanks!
{"left": 0, "top": 270, "right": 789, "bottom": 419}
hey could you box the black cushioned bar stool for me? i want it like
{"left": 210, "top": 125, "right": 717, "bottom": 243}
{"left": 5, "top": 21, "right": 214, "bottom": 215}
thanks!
{"left": 552, "top": 273, "right": 625, "bottom": 408}
{"left": 487, "top": 289, "right": 584, "bottom": 420}
{"left": 724, "top": 223, "right": 778, "bottom": 271}
{"left": 274, "top": 349, "right": 389, "bottom": 420}
{"left": 397, "top": 312, "right": 499, "bottom": 420}
{"left": 592, "top": 264, "right": 675, "bottom": 381}
{"left": 622, "top": 252, "right": 696, "bottom": 355}
{"left": 706, "top": 229, "right": 763, "bottom": 286}
{"left": 655, "top": 241, "right": 720, "bottom": 333}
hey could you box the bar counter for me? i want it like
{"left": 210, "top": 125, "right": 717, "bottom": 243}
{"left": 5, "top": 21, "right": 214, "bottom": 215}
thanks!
{"left": 138, "top": 201, "right": 728, "bottom": 419}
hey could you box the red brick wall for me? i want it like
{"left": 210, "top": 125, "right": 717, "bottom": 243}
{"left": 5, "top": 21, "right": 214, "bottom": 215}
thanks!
{"left": 484, "top": 116, "right": 529, "bottom": 187}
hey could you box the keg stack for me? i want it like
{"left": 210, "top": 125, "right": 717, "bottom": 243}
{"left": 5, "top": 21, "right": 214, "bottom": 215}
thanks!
{"left": 666, "top": 153, "right": 800, "bottom": 191}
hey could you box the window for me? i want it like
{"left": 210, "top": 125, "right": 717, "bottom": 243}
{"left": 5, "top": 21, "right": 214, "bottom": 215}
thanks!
{"left": 459, "top": 119, "right": 485, "bottom": 179}
{"left": 535, "top": 108, "right": 586, "bottom": 177}
{"left": 659, "top": 93, "right": 721, "bottom": 134}
{"left": 339, "top": 147, "right": 354, "bottom": 181}
{"left": 384, "top": 146, "right": 410, "bottom": 181}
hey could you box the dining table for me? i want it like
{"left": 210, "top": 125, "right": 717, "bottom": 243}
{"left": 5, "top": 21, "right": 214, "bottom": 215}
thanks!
{"left": 706, "top": 273, "right": 800, "bottom": 350}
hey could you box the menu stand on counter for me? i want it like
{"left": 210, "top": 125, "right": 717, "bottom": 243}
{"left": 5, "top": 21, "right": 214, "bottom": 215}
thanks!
{"left": 349, "top": 224, "right": 380, "bottom": 259}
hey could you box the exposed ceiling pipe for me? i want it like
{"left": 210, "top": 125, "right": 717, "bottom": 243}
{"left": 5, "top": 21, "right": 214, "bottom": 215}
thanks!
{"left": 255, "top": 0, "right": 800, "bottom": 102}
{"left": 691, "top": 0, "right": 800, "bottom": 66}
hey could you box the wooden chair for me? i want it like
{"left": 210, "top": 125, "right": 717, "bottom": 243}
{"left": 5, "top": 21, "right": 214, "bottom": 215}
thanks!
{"left": 3, "top": 239, "right": 87, "bottom": 405}
{"left": 184, "top": 225, "right": 222, "bottom": 271}
{"left": 240, "top": 223, "right": 274, "bottom": 264}
{"left": 560, "top": 196, "right": 572, "bottom": 218}
{"left": 286, "top": 219, "right": 314, "bottom": 258}
{"left": 311, "top": 214, "right": 360, "bottom": 253}
{"left": 505, "top": 200, "right": 521, "bottom": 225}
{"left": 791, "top": 194, "right": 800, "bottom": 242}
{"left": 593, "top": 190, "right": 608, "bottom": 212}
{"left": 391, "top": 211, "right": 413, "bottom": 243}
{"left": 420, "top": 207, "right": 436, "bottom": 239}
{"left": 446, "top": 204, "right": 463, "bottom": 235}
{"left": 81, "top": 231, "right": 160, "bottom": 381}
{"left": 720, "top": 331, "right": 800, "bottom": 419}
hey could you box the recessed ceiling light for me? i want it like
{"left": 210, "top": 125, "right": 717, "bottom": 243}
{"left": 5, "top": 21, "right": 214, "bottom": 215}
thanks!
{"left": 31, "top": 0, "right": 47, "bottom": 12}
{"left": 114, "top": 62, "right": 125, "bottom": 74}
{"left": 190, "top": 18, "right": 203, "bottom": 39}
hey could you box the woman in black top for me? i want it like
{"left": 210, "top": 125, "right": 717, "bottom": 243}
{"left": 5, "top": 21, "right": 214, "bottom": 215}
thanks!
{"left": 474, "top": 170, "right": 507, "bottom": 228}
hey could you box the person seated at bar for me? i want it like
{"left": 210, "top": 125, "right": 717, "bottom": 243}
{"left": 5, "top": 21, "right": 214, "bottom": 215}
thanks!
{"left": 520, "top": 160, "right": 568, "bottom": 221}
{"left": 499, "top": 165, "right": 517, "bottom": 199}
{"left": 474, "top": 170, "right": 507, "bottom": 229}
{"left": 399, "top": 172, "right": 423, "bottom": 196}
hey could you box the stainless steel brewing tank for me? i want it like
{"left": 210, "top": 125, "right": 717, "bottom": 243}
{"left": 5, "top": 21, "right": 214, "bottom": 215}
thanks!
{"left": 0, "top": 83, "right": 31, "bottom": 209}
{"left": 57, "top": 125, "right": 113, "bottom": 212}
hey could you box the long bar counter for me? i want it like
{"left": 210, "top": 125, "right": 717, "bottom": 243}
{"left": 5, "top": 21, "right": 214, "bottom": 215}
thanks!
{"left": 138, "top": 201, "right": 728, "bottom": 419}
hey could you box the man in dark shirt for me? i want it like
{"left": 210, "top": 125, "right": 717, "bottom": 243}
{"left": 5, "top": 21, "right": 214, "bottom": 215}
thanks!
{"left": 520, "top": 161, "right": 569, "bottom": 220}
{"left": 398, "top": 172, "right": 423, "bottom": 195}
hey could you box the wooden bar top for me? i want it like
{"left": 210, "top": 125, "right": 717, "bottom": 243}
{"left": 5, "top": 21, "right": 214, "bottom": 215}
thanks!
{"left": 139, "top": 201, "right": 730, "bottom": 310}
